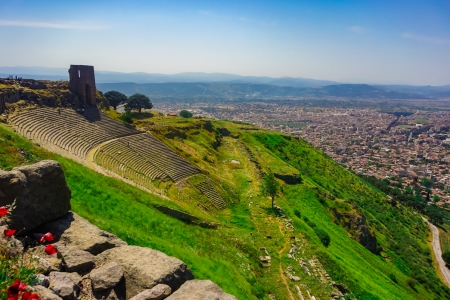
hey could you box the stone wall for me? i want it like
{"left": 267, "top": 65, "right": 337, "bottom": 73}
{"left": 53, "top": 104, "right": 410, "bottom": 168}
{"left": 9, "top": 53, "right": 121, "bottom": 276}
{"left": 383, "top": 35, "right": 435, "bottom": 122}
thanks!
{"left": 0, "top": 160, "right": 235, "bottom": 299}
{"left": 0, "top": 89, "right": 20, "bottom": 114}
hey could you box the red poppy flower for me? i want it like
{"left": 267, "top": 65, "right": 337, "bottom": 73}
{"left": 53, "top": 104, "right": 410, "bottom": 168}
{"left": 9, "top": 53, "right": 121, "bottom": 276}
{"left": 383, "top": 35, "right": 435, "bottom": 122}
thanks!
{"left": 39, "top": 232, "right": 54, "bottom": 243}
{"left": 7, "top": 279, "right": 27, "bottom": 300}
{"left": 21, "top": 292, "right": 41, "bottom": 300}
{"left": 44, "top": 244, "right": 57, "bottom": 255}
{"left": 4, "top": 229, "right": 16, "bottom": 237}
{"left": 0, "top": 206, "right": 8, "bottom": 217}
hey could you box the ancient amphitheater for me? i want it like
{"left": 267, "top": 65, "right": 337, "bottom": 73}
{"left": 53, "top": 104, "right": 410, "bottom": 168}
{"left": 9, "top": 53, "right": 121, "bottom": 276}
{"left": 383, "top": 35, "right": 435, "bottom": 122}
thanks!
{"left": 9, "top": 106, "right": 227, "bottom": 210}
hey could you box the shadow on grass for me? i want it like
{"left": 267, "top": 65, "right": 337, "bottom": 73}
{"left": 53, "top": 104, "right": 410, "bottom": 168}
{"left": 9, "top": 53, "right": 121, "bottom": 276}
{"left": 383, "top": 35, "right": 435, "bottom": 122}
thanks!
{"left": 131, "top": 112, "right": 155, "bottom": 119}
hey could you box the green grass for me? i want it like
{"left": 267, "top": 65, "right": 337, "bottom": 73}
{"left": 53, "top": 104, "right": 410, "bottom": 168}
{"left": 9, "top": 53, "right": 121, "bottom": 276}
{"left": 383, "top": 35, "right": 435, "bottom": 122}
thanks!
{"left": 0, "top": 123, "right": 258, "bottom": 299}
{"left": 1, "top": 116, "right": 449, "bottom": 299}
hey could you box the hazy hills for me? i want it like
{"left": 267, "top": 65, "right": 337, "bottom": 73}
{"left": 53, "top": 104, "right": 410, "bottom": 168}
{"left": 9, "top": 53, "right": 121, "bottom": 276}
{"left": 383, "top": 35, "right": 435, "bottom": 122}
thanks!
{"left": 97, "top": 82, "right": 430, "bottom": 100}
{"left": 2, "top": 66, "right": 449, "bottom": 99}
{"left": 0, "top": 66, "right": 336, "bottom": 87}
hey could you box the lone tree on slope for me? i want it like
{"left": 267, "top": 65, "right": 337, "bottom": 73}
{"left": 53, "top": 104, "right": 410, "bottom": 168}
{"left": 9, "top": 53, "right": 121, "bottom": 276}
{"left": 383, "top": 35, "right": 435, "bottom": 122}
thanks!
{"left": 125, "top": 93, "right": 153, "bottom": 113}
{"left": 179, "top": 110, "right": 193, "bottom": 118}
{"left": 104, "top": 91, "right": 128, "bottom": 110}
{"left": 261, "top": 172, "right": 280, "bottom": 209}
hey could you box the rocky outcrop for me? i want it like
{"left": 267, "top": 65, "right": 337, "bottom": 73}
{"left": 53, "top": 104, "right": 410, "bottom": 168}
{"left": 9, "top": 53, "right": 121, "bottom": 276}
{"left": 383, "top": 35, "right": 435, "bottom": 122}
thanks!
{"left": 0, "top": 160, "right": 235, "bottom": 300}
{"left": 48, "top": 272, "right": 81, "bottom": 300}
{"left": 0, "top": 160, "right": 71, "bottom": 232}
{"left": 58, "top": 246, "right": 95, "bottom": 273}
{"left": 90, "top": 262, "right": 124, "bottom": 292}
{"left": 165, "top": 280, "right": 237, "bottom": 300}
{"left": 129, "top": 284, "right": 171, "bottom": 300}
{"left": 34, "top": 212, "right": 126, "bottom": 255}
{"left": 95, "top": 246, "right": 194, "bottom": 299}
{"left": 331, "top": 207, "right": 378, "bottom": 253}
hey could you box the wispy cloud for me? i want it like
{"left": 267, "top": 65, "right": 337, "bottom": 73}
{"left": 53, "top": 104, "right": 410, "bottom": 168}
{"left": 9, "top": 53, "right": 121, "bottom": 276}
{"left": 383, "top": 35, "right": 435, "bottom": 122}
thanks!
{"left": 0, "top": 20, "right": 109, "bottom": 30}
{"left": 401, "top": 32, "right": 449, "bottom": 45}
{"left": 348, "top": 26, "right": 366, "bottom": 34}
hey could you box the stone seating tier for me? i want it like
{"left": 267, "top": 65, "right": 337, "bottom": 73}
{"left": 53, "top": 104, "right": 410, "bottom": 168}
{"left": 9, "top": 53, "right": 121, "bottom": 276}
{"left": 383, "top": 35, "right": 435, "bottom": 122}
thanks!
{"left": 10, "top": 108, "right": 141, "bottom": 158}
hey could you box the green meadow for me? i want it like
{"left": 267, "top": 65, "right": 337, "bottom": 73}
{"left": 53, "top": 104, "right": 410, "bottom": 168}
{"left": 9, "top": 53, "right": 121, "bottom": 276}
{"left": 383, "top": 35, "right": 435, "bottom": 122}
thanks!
{"left": 1, "top": 116, "right": 449, "bottom": 299}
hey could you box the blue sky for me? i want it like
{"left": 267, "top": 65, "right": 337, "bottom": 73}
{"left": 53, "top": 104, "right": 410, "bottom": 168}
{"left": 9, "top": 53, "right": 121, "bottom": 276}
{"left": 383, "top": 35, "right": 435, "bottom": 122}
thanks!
{"left": 0, "top": 0, "right": 449, "bottom": 85}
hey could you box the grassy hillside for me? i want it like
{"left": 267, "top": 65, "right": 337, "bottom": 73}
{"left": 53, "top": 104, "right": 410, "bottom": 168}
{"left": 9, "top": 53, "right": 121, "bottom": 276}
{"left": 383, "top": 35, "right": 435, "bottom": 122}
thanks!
{"left": 1, "top": 114, "right": 449, "bottom": 299}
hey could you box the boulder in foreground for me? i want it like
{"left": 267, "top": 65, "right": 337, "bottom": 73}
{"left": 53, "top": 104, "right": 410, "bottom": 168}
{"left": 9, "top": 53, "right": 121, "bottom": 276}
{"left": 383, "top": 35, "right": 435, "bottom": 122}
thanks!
{"left": 95, "top": 245, "right": 194, "bottom": 299}
{"left": 166, "top": 280, "right": 237, "bottom": 300}
{"left": 0, "top": 160, "right": 71, "bottom": 233}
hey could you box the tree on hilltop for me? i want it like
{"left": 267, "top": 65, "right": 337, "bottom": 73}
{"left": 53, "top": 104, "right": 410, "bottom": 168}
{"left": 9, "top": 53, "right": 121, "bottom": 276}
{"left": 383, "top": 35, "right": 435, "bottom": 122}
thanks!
{"left": 179, "top": 110, "right": 193, "bottom": 118}
{"left": 125, "top": 93, "right": 152, "bottom": 113}
{"left": 104, "top": 91, "right": 128, "bottom": 110}
{"left": 261, "top": 172, "right": 280, "bottom": 208}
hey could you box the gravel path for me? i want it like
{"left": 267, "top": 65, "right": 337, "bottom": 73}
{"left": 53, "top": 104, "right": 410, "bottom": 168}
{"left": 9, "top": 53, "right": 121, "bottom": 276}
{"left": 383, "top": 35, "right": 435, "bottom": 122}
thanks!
{"left": 426, "top": 218, "right": 450, "bottom": 286}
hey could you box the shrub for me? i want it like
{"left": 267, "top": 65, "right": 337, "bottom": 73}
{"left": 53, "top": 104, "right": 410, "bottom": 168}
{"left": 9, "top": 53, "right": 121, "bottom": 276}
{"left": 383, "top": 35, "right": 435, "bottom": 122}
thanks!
{"left": 120, "top": 109, "right": 133, "bottom": 124}
{"left": 294, "top": 209, "right": 301, "bottom": 219}
{"left": 303, "top": 216, "right": 317, "bottom": 228}
{"left": 406, "top": 278, "right": 418, "bottom": 290}
{"left": 313, "top": 227, "right": 331, "bottom": 247}
{"left": 389, "top": 274, "right": 398, "bottom": 283}
{"left": 442, "top": 251, "right": 450, "bottom": 265}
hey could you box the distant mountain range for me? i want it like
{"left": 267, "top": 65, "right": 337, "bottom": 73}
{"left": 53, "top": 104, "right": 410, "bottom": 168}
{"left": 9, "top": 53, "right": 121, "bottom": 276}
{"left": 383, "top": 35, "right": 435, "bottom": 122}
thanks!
{"left": 0, "top": 66, "right": 336, "bottom": 87}
{"left": 374, "top": 84, "right": 450, "bottom": 98}
{"left": 96, "top": 82, "right": 430, "bottom": 100}
{"left": 1, "top": 66, "right": 449, "bottom": 99}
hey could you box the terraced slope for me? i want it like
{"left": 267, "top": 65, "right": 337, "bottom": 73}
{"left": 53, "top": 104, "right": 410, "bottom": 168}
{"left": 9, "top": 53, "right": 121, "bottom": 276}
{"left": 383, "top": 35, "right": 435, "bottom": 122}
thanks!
{"left": 9, "top": 106, "right": 224, "bottom": 208}
{"left": 9, "top": 107, "right": 140, "bottom": 159}
{"left": 119, "top": 134, "right": 200, "bottom": 182}
{"left": 94, "top": 134, "right": 201, "bottom": 183}
{"left": 195, "top": 181, "right": 226, "bottom": 210}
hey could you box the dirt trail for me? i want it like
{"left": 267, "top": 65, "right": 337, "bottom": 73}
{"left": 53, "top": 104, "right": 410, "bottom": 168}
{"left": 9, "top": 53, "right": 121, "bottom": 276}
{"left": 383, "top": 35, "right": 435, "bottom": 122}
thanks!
{"left": 277, "top": 222, "right": 296, "bottom": 300}
{"left": 85, "top": 137, "right": 121, "bottom": 174}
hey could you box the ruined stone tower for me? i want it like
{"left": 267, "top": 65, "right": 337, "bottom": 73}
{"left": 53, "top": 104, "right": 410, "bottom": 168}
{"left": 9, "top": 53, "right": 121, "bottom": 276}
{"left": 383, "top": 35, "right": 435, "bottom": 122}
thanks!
{"left": 68, "top": 65, "right": 96, "bottom": 106}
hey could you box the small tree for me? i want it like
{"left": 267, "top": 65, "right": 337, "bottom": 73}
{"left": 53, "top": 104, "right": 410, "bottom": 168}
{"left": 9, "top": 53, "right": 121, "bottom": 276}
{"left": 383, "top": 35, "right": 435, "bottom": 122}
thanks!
{"left": 125, "top": 93, "right": 152, "bottom": 113}
{"left": 104, "top": 91, "right": 127, "bottom": 110}
{"left": 179, "top": 110, "right": 193, "bottom": 118}
{"left": 443, "top": 251, "right": 450, "bottom": 265}
{"left": 261, "top": 172, "right": 280, "bottom": 208}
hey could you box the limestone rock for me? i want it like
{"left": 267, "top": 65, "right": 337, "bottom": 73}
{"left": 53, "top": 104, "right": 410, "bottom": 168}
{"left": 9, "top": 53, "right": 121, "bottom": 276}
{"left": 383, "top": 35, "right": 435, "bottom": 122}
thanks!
{"left": 331, "top": 207, "right": 378, "bottom": 253}
{"left": 0, "top": 225, "right": 24, "bottom": 257}
{"left": 90, "top": 262, "right": 124, "bottom": 291}
{"left": 30, "top": 286, "right": 63, "bottom": 300}
{"left": 32, "top": 256, "right": 53, "bottom": 274}
{"left": 29, "top": 245, "right": 62, "bottom": 272}
{"left": 48, "top": 271, "right": 81, "bottom": 300}
{"left": 33, "top": 274, "right": 50, "bottom": 288}
{"left": 58, "top": 246, "right": 95, "bottom": 273}
{"left": 95, "top": 246, "right": 194, "bottom": 299}
{"left": 129, "top": 284, "right": 172, "bottom": 300}
{"left": 0, "top": 160, "right": 71, "bottom": 233}
{"left": 166, "top": 280, "right": 237, "bottom": 300}
{"left": 35, "top": 212, "right": 126, "bottom": 255}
